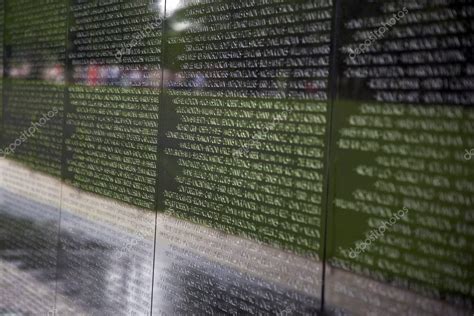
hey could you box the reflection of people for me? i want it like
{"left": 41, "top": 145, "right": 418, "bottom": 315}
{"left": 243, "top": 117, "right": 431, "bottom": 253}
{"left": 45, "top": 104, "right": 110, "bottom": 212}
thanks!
{"left": 305, "top": 81, "right": 318, "bottom": 94}
{"left": 148, "top": 69, "right": 161, "bottom": 87}
{"left": 130, "top": 69, "right": 142, "bottom": 86}
{"left": 464, "top": 149, "right": 474, "bottom": 160}
{"left": 166, "top": 71, "right": 182, "bottom": 88}
{"left": 52, "top": 64, "right": 64, "bottom": 83}
{"left": 10, "top": 63, "right": 32, "bottom": 78}
{"left": 108, "top": 65, "right": 121, "bottom": 85}
{"left": 99, "top": 66, "right": 109, "bottom": 85}
{"left": 87, "top": 64, "right": 99, "bottom": 86}
{"left": 192, "top": 73, "right": 206, "bottom": 89}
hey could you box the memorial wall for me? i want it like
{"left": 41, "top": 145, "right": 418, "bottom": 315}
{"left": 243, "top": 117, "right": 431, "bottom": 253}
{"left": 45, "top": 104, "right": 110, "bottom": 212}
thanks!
{"left": 64, "top": 0, "right": 162, "bottom": 209}
{"left": 325, "top": 1, "right": 473, "bottom": 314}
{"left": 0, "top": 0, "right": 472, "bottom": 315}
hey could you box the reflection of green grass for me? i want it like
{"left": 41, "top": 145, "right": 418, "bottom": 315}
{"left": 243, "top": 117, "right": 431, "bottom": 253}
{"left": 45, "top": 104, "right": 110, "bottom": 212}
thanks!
{"left": 3, "top": 78, "right": 327, "bottom": 259}
{"left": 4, "top": 85, "right": 472, "bottom": 306}
{"left": 326, "top": 99, "right": 474, "bottom": 300}
{"left": 159, "top": 92, "right": 327, "bottom": 259}
{"left": 3, "top": 79, "right": 64, "bottom": 175}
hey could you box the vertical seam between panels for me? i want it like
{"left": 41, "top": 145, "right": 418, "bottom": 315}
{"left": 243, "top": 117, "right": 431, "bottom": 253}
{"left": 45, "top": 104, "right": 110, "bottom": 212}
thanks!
{"left": 320, "top": 0, "right": 342, "bottom": 313}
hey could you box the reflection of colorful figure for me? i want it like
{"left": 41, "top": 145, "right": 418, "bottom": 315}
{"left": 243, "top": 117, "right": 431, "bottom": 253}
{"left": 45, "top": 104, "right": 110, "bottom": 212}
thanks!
{"left": 464, "top": 149, "right": 474, "bottom": 160}
{"left": 53, "top": 64, "right": 64, "bottom": 82}
{"left": 87, "top": 64, "right": 99, "bottom": 86}
{"left": 99, "top": 66, "right": 109, "bottom": 85}
{"left": 108, "top": 65, "right": 121, "bottom": 85}
{"left": 129, "top": 69, "right": 142, "bottom": 86}
{"left": 10, "top": 63, "right": 32, "bottom": 78}
{"left": 305, "top": 81, "right": 318, "bottom": 94}
{"left": 192, "top": 73, "right": 206, "bottom": 89}
{"left": 42, "top": 64, "right": 63, "bottom": 82}
{"left": 148, "top": 69, "right": 161, "bottom": 87}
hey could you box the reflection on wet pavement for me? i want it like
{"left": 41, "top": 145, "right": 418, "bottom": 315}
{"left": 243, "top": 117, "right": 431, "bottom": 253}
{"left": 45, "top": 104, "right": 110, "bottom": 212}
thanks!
{"left": 0, "top": 161, "right": 321, "bottom": 315}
